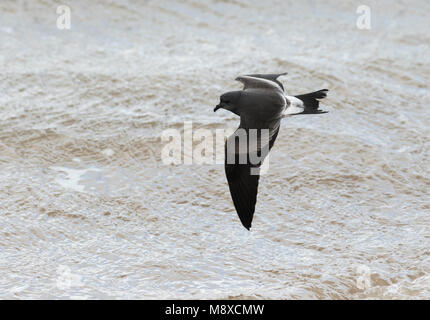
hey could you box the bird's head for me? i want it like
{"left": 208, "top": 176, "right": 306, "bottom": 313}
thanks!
{"left": 214, "top": 91, "right": 241, "bottom": 115}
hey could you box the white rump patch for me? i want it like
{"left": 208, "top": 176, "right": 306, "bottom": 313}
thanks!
{"left": 283, "top": 95, "right": 304, "bottom": 115}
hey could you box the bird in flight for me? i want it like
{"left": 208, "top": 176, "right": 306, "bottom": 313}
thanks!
{"left": 214, "top": 73, "right": 329, "bottom": 230}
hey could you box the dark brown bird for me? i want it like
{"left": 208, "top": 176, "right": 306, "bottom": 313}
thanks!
{"left": 214, "top": 73, "right": 329, "bottom": 230}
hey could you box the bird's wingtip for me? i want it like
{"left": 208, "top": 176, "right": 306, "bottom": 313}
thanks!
{"left": 242, "top": 223, "right": 251, "bottom": 230}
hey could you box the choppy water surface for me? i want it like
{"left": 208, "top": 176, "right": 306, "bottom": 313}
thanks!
{"left": 0, "top": 0, "right": 429, "bottom": 299}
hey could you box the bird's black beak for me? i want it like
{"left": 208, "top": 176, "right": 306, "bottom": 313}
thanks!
{"left": 214, "top": 104, "right": 222, "bottom": 112}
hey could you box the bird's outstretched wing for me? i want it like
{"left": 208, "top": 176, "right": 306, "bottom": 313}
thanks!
{"left": 245, "top": 73, "right": 287, "bottom": 91}
{"left": 225, "top": 119, "right": 281, "bottom": 230}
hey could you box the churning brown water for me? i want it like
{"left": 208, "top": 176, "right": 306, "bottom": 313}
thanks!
{"left": 0, "top": 0, "right": 429, "bottom": 299}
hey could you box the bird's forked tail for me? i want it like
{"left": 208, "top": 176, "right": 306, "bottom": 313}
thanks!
{"left": 294, "top": 89, "right": 329, "bottom": 114}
